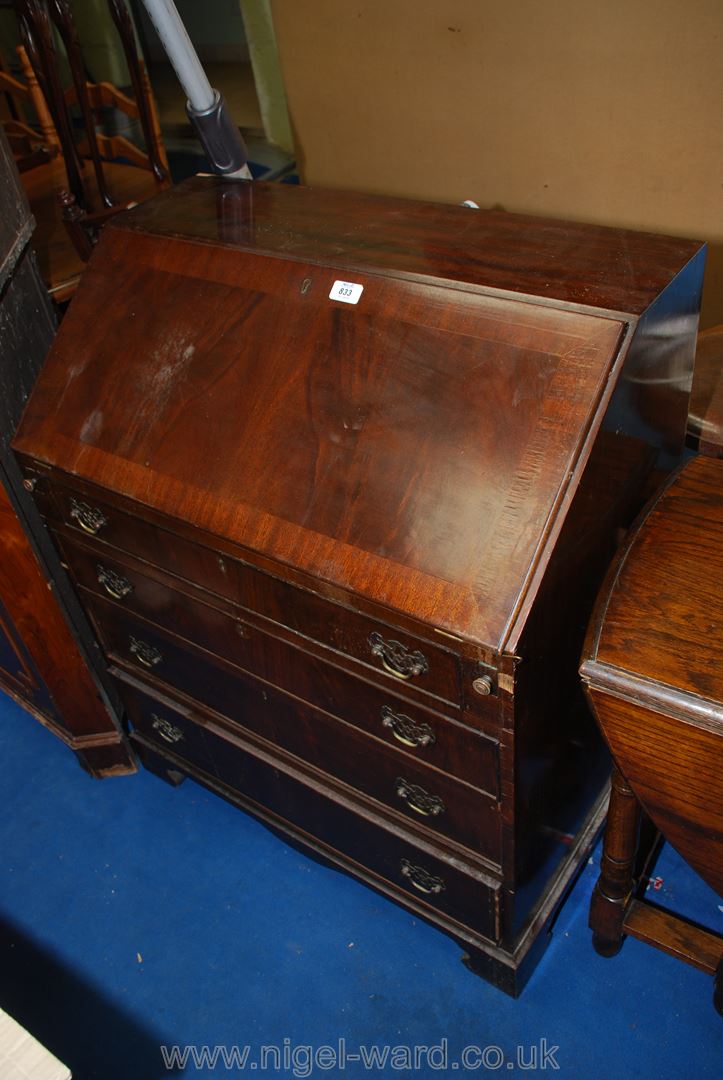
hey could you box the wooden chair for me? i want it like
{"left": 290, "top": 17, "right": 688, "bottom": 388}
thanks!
{"left": 14, "top": 0, "right": 170, "bottom": 298}
{"left": 0, "top": 42, "right": 58, "bottom": 171}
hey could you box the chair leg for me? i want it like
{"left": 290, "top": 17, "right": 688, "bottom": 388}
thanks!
{"left": 589, "top": 766, "right": 641, "bottom": 957}
{"left": 59, "top": 189, "right": 95, "bottom": 260}
{"left": 16, "top": 43, "right": 59, "bottom": 148}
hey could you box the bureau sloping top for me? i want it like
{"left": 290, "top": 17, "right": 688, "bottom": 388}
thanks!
{"left": 14, "top": 180, "right": 699, "bottom": 649}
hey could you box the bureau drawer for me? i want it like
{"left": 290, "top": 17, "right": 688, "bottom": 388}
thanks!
{"left": 40, "top": 476, "right": 461, "bottom": 706}
{"left": 101, "top": 608, "right": 501, "bottom": 860}
{"left": 61, "top": 536, "right": 498, "bottom": 795}
{"left": 123, "top": 680, "right": 501, "bottom": 939}
{"left": 121, "top": 687, "right": 217, "bottom": 777}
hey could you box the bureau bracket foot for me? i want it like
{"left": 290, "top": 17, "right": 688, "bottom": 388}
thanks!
{"left": 134, "top": 741, "right": 187, "bottom": 787}
{"left": 163, "top": 768, "right": 186, "bottom": 787}
{"left": 461, "top": 949, "right": 519, "bottom": 997}
{"left": 460, "top": 944, "right": 541, "bottom": 999}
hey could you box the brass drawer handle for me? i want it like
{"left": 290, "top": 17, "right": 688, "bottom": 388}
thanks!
{"left": 69, "top": 497, "right": 107, "bottom": 536}
{"left": 381, "top": 705, "right": 435, "bottom": 748}
{"left": 396, "top": 777, "right": 445, "bottom": 817}
{"left": 151, "top": 713, "right": 184, "bottom": 744}
{"left": 97, "top": 564, "right": 133, "bottom": 600}
{"left": 400, "top": 858, "right": 446, "bottom": 895}
{"left": 129, "top": 636, "right": 162, "bottom": 669}
{"left": 368, "top": 632, "right": 428, "bottom": 680}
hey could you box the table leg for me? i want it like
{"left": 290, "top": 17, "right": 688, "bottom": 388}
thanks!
{"left": 589, "top": 767, "right": 641, "bottom": 957}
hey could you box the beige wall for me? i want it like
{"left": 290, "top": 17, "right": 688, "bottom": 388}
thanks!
{"left": 239, "top": 0, "right": 294, "bottom": 152}
{"left": 271, "top": 0, "right": 723, "bottom": 328}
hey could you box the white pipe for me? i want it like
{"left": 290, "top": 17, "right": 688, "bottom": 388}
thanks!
{"left": 139, "top": 0, "right": 215, "bottom": 113}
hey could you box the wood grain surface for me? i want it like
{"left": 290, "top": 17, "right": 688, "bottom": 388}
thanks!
{"left": 118, "top": 177, "right": 702, "bottom": 315}
{"left": 589, "top": 455, "right": 723, "bottom": 702}
{"left": 14, "top": 202, "right": 628, "bottom": 649}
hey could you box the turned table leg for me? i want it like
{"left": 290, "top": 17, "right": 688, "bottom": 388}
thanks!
{"left": 589, "top": 767, "right": 641, "bottom": 957}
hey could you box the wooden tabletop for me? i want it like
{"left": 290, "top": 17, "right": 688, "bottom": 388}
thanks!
{"left": 585, "top": 454, "right": 723, "bottom": 709}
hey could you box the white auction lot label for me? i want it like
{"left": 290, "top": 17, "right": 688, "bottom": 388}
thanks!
{"left": 329, "top": 280, "right": 364, "bottom": 304}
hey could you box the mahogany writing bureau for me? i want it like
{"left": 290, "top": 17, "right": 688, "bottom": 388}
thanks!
{"left": 13, "top": 178, "right": 705, "bottom": 993}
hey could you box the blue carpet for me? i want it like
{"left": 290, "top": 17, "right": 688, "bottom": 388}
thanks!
{"left": 0, "top": 692, "right": 720, "bottom": 1078}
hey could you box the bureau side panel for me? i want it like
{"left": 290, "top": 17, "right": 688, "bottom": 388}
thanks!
{"left": 509, "top": 437, "right": 660, "bottom": 934}
{"left": 603, "top": 247, "right": 706, "bottom": 467}
{"left": 507, "top": 247, "right": 705, "bottom": 935}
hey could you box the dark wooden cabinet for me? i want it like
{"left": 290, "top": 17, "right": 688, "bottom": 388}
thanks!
{"left": 0, "top": 126, "right": 132, "bottom": 775}
{"left": 13, "top": 176, "right": 705, "bottom": 992}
